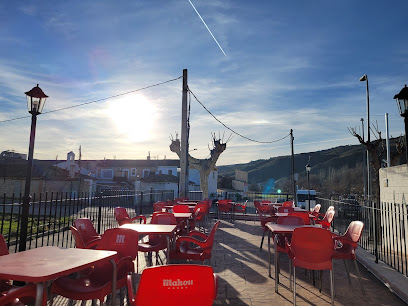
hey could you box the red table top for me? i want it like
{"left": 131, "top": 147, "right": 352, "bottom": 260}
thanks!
{"left": 177, "top": 202, "right": 198, "bottom": 205}
{"left": 265, "top": 223, "right": 319, "bottom": 234}
{"left": 0, "top": 247, "right": 116, "bottom": 283}
{"left": 120, "top": 223, "right": 177, "bottom": 235}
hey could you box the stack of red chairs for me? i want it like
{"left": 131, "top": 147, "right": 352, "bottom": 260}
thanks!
{"left": 254, "top": 201, "right": 270, "bottom": 214}
{"left": 217, "top": 199, "right": 233, "bottom": 221}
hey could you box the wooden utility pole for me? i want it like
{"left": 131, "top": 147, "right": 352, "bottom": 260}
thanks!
{"left": 180, "top": 69, "right": 188, "bottom": 197}
{"left": 291, "top": 129, "right": 297, "bottom": 206}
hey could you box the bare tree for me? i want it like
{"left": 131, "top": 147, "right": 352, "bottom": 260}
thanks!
{"left": 170, "top": 133, "right": 229, "bottom": 198}
{"left": 348, "top": 124, "right": 404, "bottom": 206}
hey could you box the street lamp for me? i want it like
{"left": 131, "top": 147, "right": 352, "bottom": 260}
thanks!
{"left": 19, "top": 84, "right": 48, "bottom": 252}
{"left": 177, "top": 167, "right": 181, "bottom": 198}
{"left": 305, "top": 157, "right": 311, "bottom": 211}
{"left": 394, "top": 84, "right": 408, "bottom": 163}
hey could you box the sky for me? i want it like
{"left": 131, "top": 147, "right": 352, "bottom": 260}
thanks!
{"left": 0, "top": 1, "right": 407, "bottom": 166}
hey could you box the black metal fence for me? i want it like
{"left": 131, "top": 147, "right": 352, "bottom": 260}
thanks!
{"left": 318, "top": 197, "right": 408, "bottom": 277}
{"left": 0, "top": 189, "right": 174, "bottom": 253}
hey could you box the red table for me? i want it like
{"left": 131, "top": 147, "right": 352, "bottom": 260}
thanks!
{"left": 120, "top": 223, "right": 177, "bottom": 263}
{"left": 0, "top": 247, "right": 117, "bottom": 306}
{"left": 265, "top": 223, "right": 320, "bottom": 293}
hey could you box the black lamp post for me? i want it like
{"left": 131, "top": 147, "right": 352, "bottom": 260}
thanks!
{"left": 305, "top": 157, "right": 311, "bottom": 211}
{"left": 394, "top": 85, "right": 408, "bottom": 164}
{"left": 19, "top": 84, "right": 48, "bottom": 252}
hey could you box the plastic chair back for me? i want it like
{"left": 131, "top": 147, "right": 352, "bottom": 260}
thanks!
{"left": 288, "top": 212, "right": 311, "bottom": 225}
{"left": 217, "top": 199, "right": 232, "bottom": 212}
{"left": 151, "top": 212, "right": 177, "bottom": 225}
{"left": 277, "top": 206, "right": 294, "bottom": 213}
{"left": 312, "top": 204, "right": 321, "bottom": 213}
{"left": 0, "top": 283, "right": 37, "bottom": 306}
{"left": 96, "top": 228, "right": 139, "bottom": 261}
{"left": 289, "top": 227, "right": 333, "bottom": 270}
{"left": 282, "top": 201, "right": 294, "bottom": 208}
{"left": 73, "top": 218, "right": 101, "bottom": 246}
{"left": 254, "top": 201, "right": 269, "bottom": 214}
{"left": 70, "top": 226, "right": 87, "bottom": 249}
{"left": 277, "top": 216, "right": 304, "bottom": 225}
{"left": 261, "top": 200, "right": 271, "bottom": 204}
{"left": 0, "top": 234, "right": 9, "bottom": 256}
{"left": 114, "top": 207, "right": 131, "bottom": 223}
{"left": 344, "top": 221, "right": 364, "bottom": 243}
{"left": 173, "top": 205, "right": 190, "bottom": 213}
{"left": 153, "top": 201, "right": 166, "bottom": 212}
{"left": 134, "top": 265, "right": 218, "bottom": 306}
{"left": 194, "top": 203, "right": 208, "bottom": 221}
{"left": 73, "top": 218, "right": 99, "bottom": 239}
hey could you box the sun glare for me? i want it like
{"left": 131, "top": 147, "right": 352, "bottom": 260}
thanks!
{"left": 108, "top": 94, "right": 156, "bottom": 142}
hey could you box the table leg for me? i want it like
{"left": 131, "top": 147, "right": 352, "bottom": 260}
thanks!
{"left": 166, "top": 235, "right": 171, "bottom": 264}
{"left": 274, "top": 234, "right": 279, "bottom": 293}
{"left": 268, "top": 230, "right": 271, "bottom": 277}
{"left": 109, "top": 259, "right": 117, "bottom": 306}
{"left": 35, "top": 282, "right": 44, "bottom": 306}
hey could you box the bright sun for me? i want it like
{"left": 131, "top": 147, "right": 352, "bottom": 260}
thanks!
{"left": 108, "top": 94, "right": 156, "bottom": 142}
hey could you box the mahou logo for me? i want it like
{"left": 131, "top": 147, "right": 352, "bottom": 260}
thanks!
{"left": 116, "top": 234, "right": 125, "bottom": 244}
{"left": 163, "top": 279, "right": 194, "bottom": 289}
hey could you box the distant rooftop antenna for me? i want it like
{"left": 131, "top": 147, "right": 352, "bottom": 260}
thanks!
{"left": 147, "top": 151, "right": 151, "bottom": 160}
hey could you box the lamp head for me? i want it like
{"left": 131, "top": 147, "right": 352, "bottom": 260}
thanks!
{"left": 25, "top": 84, "right": 48, "bottom": 114}
{"left": 394, "top": 84, "right": 408, "bottom": 117}
{"left": 360, "top": 74, "right": 367, "bottom": 82}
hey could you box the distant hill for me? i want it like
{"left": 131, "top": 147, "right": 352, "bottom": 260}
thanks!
{"left": 218, "top": 143, "right": 368, "bottom": 184}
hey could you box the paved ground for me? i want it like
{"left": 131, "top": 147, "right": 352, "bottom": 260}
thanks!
{"left": 52, "top": 216, "right": 407, "bottom": 305}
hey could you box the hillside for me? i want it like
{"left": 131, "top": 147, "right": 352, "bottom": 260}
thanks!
{"left": 218, "top": 143, "right": 368, "bottom": 185}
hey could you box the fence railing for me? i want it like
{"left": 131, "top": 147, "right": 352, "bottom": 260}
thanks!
{"left": 318, "top": 197, "right": 408, "bottom": 277}
{"left": 1, "top": 189, "right": 174, "bottom": 253}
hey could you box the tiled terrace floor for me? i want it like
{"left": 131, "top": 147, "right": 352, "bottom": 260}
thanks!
{"left": 53, "top": 217, "right": 406, "bottom": 305}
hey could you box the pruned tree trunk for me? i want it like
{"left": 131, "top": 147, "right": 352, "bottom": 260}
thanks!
{"left": 170, "top": 135, "right": 226, "bottom": 199}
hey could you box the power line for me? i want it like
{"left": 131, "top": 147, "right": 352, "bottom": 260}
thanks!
{"left": 188, "top": 87, "right": 291, "bottom": 144}
{"left": 0, "top": 76, "right": 182, "bottom": 124}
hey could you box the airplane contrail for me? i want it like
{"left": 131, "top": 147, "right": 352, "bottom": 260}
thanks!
{"left": 188, "top": 0, "right": 226, "bottom": 56}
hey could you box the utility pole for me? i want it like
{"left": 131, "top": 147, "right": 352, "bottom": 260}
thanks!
{"left": 180, "top": 69, "right": 188, "bottom": 198}
{"left": 290, "top": 129, "right": 297, "bottom": 206}
{"left": 361, "top": 118, "right": 366, "bottom": 203}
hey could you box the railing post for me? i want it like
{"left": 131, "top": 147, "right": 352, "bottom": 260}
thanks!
{"left": 97, "top": 192, "right": 102, "bottom": 234}
{"left": 140, "top": 192, "right": 143, "bottom": 216}
{"left": 150, "top": 188, "right": 153, "bottom": 205}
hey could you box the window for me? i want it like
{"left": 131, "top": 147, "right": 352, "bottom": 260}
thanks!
{"left": 159, "top": 170, "right": 162, "bottom": 174}
{"left": 168, "top": 169, "right": 173, "bottom": 175}
{"left": 101, "top": 169, "right": 113, "bottom": 179}
{"left": 143, "top": 169, "right": 150, "bottom": 178}
{"left": 131, "top": 168, "right": 136, "bottom": 176}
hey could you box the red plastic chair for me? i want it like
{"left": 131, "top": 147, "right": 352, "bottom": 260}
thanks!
{"left": 70, "top": 225, "right": 96, "bottom": 250}
{"left": 310, "top": 204, "right": 322, "bottom": 218}
{"left": 217, "top": 199, "right": 233, "bottom": 221}
{"left": 233, "top": 200, "right": 247, "bottom": 215}
{"left": 127, "top": 264, "right": 218, "bottom": 306}
{"left": 261, "top": 200, "right": 272, "bottom": 204}
{"left": 191, "top": 203, "right": 208, "bottom": 230}
{"left": 256, "top": 207, "right": 278, "bottom": 252}
{"left": 114, "top": 207, "right": 146, "bottom": 226}
{"left": 0, "top": 235, "right": 20, "bottom": 297}
{"left": 51, "top": 228, "right": 139, "bottom": 304}
{"left": 254, "top": 201, "right": 270, "bottom": 214}
{"left": 332, "top": 221, "right": 365, "bottom": 293}
{"left": 315, "top": 209, "right": 335, "bottom": 230}
{"left": 288, "top": 212, "right": 311, "bottom": 225}
{"left": 286, "top": 227, "right": 335, "bottom": 305}
{"left": 0, "top": 283, "right": 38, "bottom": 306}
{"left": 73, "top": 218, "right": 102, "bottom": 248}
{"left": 170, "top": 221, "right": 220, "bottom": 265}
{"left": 153, "top": 201, "right": 167, "bottom": 212}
